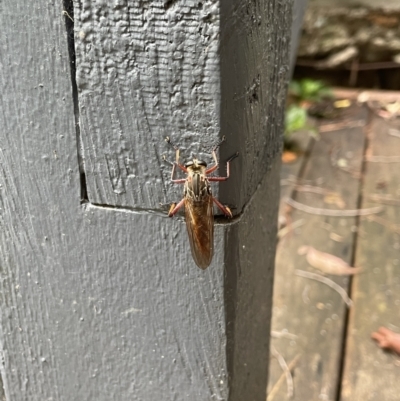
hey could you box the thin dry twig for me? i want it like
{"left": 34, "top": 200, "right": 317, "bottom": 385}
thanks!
{"left": 366, "top": 155, "right": 400, "bottom": 163}
{"left": 277, "top": 219, "right": 305, "bottom": 239}
{"left": 388, "top": 129, "right": 400, "bottom": 138}
{"left": 281, "top": 183, "right": 344, "bottom": 204}
{"left": 292, "top": 185, "right": 328, "bottom": 195}
{"left": 270, "top": 347, "right": 294, "bottom": 399}
{"left": 281, "top": 176, "right": 326, "bottom": 187}
{"left": 285, "top": 197, "right": 383, "bottom": 217}
{"left": 367, "top": 215, "right": 400, "bottom": 234}
{"left": 318, "top": 120, "right": 364, "bottom": 132}
{"left": 295, "top": 269, "right": 353, "bottom": 307}
{"left": 302, "top": 285, "right": 311, "bottom": 304}
{"left": 284, "top": 184, "right": 347, "bottom": 209}
{"left": 267, "top": 352, "right": 301, "bottom": 401}
{"left": 330, "top": 232, "right": 345, "bottom": 242}
{"left": 368, "top": 194, "right": 400, "bottom": 206}
{"left": 271, "top": 330, "right": 298, "bottom": 341}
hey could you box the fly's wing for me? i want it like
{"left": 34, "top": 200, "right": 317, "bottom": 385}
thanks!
{"left": 184, "top": 196, "right": 214, "bottom": 269}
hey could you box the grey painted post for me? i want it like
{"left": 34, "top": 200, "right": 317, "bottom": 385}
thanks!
{"left": 0, "top": 1, "right": 292, "bottom": 400}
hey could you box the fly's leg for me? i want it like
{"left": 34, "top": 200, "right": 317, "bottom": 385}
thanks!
{"left": 164, "top": 136, "right": 187, "bottom": 183}
{"left": 164, "top": 138, "right": 186, "bottom": 216}
{"left": 165, "top": 136, "right": 187, "bottom": 173}
{"left": 206, "top": 135, "right": 226, "bottom": 175}
{"left": 168, "top": 198, "right": 185, "bottom": 217}
{"left": 208, "top": 152, "right": 239, "bottom": 182}
{"left": 207, "top": 144, "right": 238, "bottom": 217}
{"left": 163, "top": 156, "right": 186, "bottom": 184}
{"left": 212, "top": 197, "right": 233, "bottom": 218}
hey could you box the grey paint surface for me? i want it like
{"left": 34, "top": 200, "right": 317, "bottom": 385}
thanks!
{"left": 0, "top": 0, "right": 290, "bottom": 400}
{"left": 75, "top": 0, "right": 292, "bottom": 212}
{"left": 75, "top": 0, "right": 223, "bottom": 208}
{"left": 219, "top": 0, "right": 291, "bottom": 212}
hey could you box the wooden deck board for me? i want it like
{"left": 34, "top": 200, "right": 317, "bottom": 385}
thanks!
{"left": 341, "top": 115, "right": 400, "bottom": 401}
{"left": 280, "top": 130, "right": 313, "bottom": 198}
{"left": 268, "top": 105, "right": 368, "bottom": 401}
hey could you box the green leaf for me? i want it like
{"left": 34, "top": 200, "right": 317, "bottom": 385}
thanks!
{"left": 289, "top": 79, "right": 332, "bottom": 102}
{"left": 285, "top": 105, "right": 308, "bottom": 135}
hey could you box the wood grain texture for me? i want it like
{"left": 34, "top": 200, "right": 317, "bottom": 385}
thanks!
{"left": 219, "top": 0, "right": 292, "bottom": 212}
{"left": 268, "top": 106, "right": 367, "bottom": 401}
{"left": 75, "top": 0, "right": 222, "bottom": 207}
{"left": 0, "top": 0, "right": 290, "bottom": 400}
{"left": 74, "top": 0, "right": 292, "bottom": 211}
{"left": 341, "top": 116, "right": 400, "bottom": 401}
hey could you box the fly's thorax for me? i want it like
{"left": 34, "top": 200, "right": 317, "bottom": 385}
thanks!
{"left": 184, "top": 164, "right": 211, "bottom": 202}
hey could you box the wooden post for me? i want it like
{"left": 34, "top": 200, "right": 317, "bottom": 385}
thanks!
{"left": 0, "top": 1, "right": 292, "bottom": 400}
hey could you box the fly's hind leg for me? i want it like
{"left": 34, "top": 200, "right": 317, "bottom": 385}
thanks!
{"left": 212, "top": 197, "right": 233, "bottom": 218}
{"left": 168, "top": 198, "right": 185, "bottom": 217}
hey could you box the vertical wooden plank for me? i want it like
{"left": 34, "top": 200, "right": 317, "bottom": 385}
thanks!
{"left": 219, "top": 0, "right": 291, "bottom": 211}
{"left": 268, "top": 106, "right": 367, "bottom": 401}
{"left": 74, "top": 0, "right": 223, "bottom": 207}
{"left": 341, "top": 116, "right": 400, "bottom": 401}
{"left": 0, "top": 1, "right": 83, "bottom": 399}
{"left": 225, "top": 158, "right": 281, "bottom": 401}
{"left": 74, "top": 0, "right": 291, "bottom": 213}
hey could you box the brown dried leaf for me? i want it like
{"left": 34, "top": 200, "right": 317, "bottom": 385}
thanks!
{"left": 371, "top": 327, "right": 400, "bottom": 355}
{"left": 329, "top": 232, "right": 344, "bottom": 242}
{"left": 323, "top": 192, "right": 346, "bottom": 209}
{"left": 297, "top": 246, "right": 361, "bottom": 275}
{"left": 282, "top": 151, "right": 298, "bottom": 163}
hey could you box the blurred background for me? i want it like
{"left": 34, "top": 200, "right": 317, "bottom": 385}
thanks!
{"left": 268, "top": 1, "right": 400, "bottom": 400}
{"left": 295, "top": 0, "right": 400, "bottom": 89}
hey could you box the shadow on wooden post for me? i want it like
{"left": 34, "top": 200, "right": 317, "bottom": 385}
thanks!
{"left": 219, "top": 2, "right": 294, "bottom": 398}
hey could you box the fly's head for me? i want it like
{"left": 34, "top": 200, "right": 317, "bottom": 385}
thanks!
{"left": 185, "top": 158, "right": 207, "bottom": 173}
{"left": 184, "top": 158, "right": 211, "bottom": 202}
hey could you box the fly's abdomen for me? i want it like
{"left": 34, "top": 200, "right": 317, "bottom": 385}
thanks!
{"left": 184, "top": 197, "right": 214, "bottom": 269}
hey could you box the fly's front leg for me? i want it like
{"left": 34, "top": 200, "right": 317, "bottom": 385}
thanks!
{"left": 168, "top": 198, "right": 185, "bottom": 217}
{"left": 206, "top": 135, "right": 226, "bottom": 175}
{"left": 208, "top": 152, "right": 239, "bottom": 182}
{"left": 163, "top": 156, "right": 186, "bottom": 184}
{"left": 165, "top": 136, "right": 187, "bottom": 173}
{"left": 164, "top": 136, "right": 187, "bottom": 183}
{"left": 212, "top": 197, "right": 233, "bottom": 218}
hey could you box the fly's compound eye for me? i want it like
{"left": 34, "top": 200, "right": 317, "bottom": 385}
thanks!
{"left": 198, "top": 160, "right": 207, "bottom": 167}
{"left": 184, "top": 161, "right": 194, "bottom": 168}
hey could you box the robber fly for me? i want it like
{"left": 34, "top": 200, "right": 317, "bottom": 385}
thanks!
{"left": 164, "top": 136, "right": 238, "bottom": 269}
